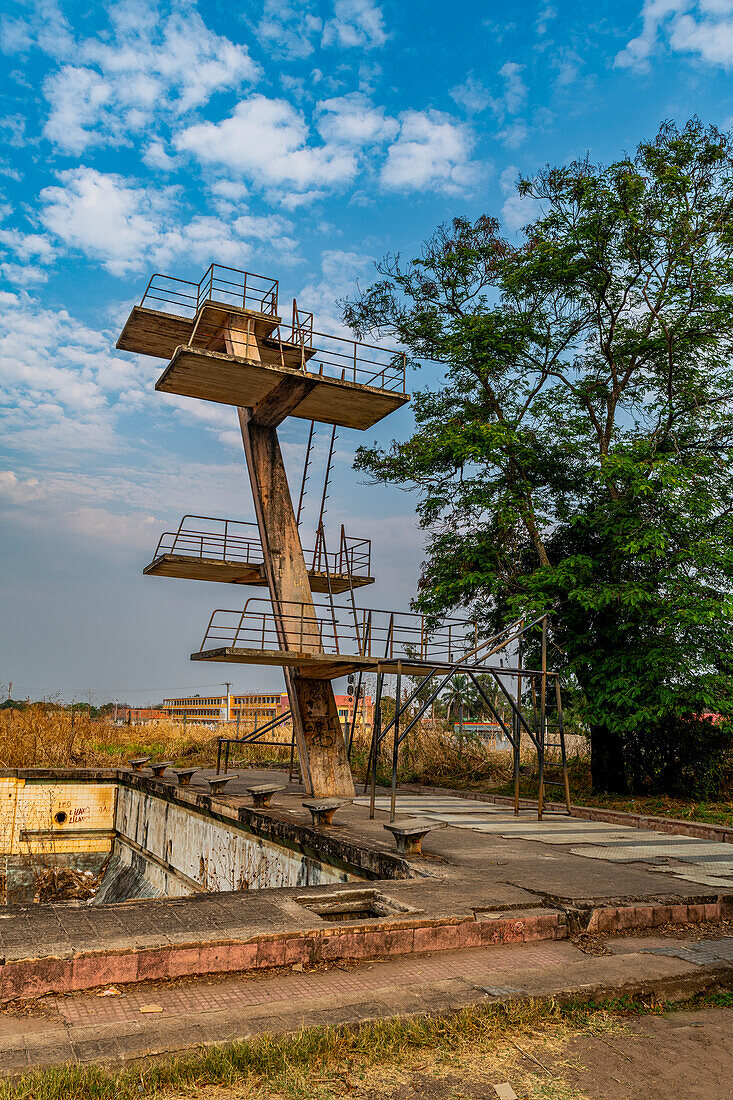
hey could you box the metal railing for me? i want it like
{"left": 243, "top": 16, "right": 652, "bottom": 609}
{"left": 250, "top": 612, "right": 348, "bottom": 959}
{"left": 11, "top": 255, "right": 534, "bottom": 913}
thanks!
{"left": 137, "top": 264, "right": 407, "bottom": 395}
{"left": 291, "top": 298, "right": 313, "bottom": 345}
{"left": 216, "top": 709, "right": 296, "bottom": 778}
{"left": 287, "top": 327, "right": 406, "bottom": 393}
{"left": 140, "top": 264, "right": 279, "bottom": 319}
{"left": 198, "top": 598, "right": 477, "bottom": 664}
{"left": 152, "top": 515, "right": 371, "bottom": 579}
{"left": 185, "top": 307, "right": 406, "bottom": 394}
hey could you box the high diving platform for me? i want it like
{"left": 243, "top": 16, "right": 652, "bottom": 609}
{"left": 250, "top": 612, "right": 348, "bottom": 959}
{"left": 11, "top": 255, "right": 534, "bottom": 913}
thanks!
{"left": 117, "top": 265, "right": 409, "bottom": 430}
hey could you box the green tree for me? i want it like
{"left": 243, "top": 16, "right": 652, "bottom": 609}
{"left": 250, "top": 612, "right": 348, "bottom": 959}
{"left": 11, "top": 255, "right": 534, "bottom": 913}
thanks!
{"left": 443, "top": 674, "right": 472, "bottom": 743}
{"left": 346, "top": 118, "right": 733, "bottom": 794}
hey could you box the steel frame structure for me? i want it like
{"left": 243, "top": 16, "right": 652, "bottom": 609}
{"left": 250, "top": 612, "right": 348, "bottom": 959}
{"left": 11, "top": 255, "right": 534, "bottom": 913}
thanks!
{"left": 363, "top": 614, "right": 570, "bottom": 822}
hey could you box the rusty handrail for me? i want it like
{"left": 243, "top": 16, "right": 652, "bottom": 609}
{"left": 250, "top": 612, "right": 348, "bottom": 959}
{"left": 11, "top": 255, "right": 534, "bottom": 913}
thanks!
{"left": 151, "top": 515, "right": 372, "bottom": 575}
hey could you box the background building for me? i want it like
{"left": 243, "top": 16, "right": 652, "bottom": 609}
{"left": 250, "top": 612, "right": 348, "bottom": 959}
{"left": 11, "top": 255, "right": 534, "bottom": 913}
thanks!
{"left": 162, "top": 692, "right": 373, "bottom": 731}
{"left": 122, "top": 707, "right": 166, "bottom": 725}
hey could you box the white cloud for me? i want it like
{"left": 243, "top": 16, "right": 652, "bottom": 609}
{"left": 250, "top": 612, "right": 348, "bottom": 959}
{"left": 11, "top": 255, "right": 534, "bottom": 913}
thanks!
{"left": 316, "top": 92, "right": 398, "bottom": 145}
{"left": 450, "top": 74, "right": 491, "bottom": 115}
{"left": 0, "top": 262, "right": 49, "bottom": 287}
{"left": 553, "top": 48, "right": 582, "bottom": 86}
{"left": 500, "top": 165, "right": 540, "bottom": 233}
{"left": 0, "top": 291, "right": 148, "bottom": 460}
{"left": 0, "top": 227, "right": 55, "bottom": 263}
{"left": 21, "top": 2, "right": 260, "bottom": 152}
{"left": 498, "top": 120, "right": 528, "bottom": 149}
{"left": 256, "top": 0, "right": 323, "bottom": 60}
{"left": 175, "top": 94, "right": 357, "bottom": 196}
{"left": 670, "top": 6, "right": 733, "bottom": 62}
{"left": 536, "top": 3, "right": 557, "bottom": 35}
{"left": 0, "top": 0, "right": 74, "bottom": 58}
{"left": 497, "top": 61, "right": 527, "bottom": 116}
{"left": 322, "top": 0, "right": 387, "bottom": 49}
{"left": 0, "top": 289, "right": 255, "bottom": 478}
{"left": 42, "top": 66, "right": 112, "bottom": 155}
{"left": 210, "top": 179, "right": 249, "bottom": 202}
{"left": 296, "top": 248, "right": 374, "bottom": 332}
{"left": 0, "top": 471, "right": 46, "bottom": 504}
{"left": 38, "top": 167, "right": 298, "bottom": 275}
{"left": 142, "top": 141, "right": 179, "bottom": 172}
{"left": 39, "top": 169, "right": 170, "bottom": 277}
{"left": 614, "top": 1, "right": 733, "bottom": 70}
{"left": 381, "top": 110, "right": 479, "bottom": 194}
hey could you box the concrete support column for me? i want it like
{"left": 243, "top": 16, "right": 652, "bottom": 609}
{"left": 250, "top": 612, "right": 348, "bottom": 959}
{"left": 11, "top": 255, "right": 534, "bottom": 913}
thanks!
{"left": 237, "top": 403, "right": 354, "bottom": 798}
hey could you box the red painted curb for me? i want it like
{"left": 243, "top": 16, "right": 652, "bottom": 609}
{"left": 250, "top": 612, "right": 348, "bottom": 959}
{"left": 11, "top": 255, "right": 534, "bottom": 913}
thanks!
{"left": 3, "top": 898, "right": 732, "bottom": 1003}
{"left": 0, "top": 911, "right": 565, "bottom": 1002}
{"left": 586, "top": 897, "right": 733, "bottom": 933}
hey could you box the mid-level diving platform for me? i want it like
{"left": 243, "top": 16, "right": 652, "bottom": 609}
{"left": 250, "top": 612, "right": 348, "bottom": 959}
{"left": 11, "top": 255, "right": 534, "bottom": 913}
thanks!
{"left": 155, "top": 344, "right": 407, "bottom": 430}
{"left": 144, "top": 516, "right": 374, "bottom": 594}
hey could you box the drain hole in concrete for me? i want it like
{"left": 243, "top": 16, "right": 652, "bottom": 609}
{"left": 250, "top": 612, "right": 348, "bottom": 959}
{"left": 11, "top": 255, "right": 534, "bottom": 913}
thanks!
{"left": 54, "top": 811, "right": 68, "bottom": 825}
{"left": 297, "top": 889, "right": 414, "bottom": 922}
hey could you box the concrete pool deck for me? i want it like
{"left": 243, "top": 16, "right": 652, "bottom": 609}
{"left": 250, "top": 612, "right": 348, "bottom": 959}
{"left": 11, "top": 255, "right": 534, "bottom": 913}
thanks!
{"left": 0, "top": 766, "right": 732, "bottom": 1003}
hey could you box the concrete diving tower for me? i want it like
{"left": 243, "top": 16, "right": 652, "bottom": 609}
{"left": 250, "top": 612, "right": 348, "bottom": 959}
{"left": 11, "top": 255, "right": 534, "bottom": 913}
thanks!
{"left": 144, "top": 515, "right": 374, "bottom": 595}
{"left": 117, "top": 262, "right": 410, "bottom": 801}
{"left": 117, "top": 265, "right": 409, "bottom": 430}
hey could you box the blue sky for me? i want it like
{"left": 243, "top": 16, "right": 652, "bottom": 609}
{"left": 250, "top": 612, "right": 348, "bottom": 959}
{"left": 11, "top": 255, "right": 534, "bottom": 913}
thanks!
{"left": 2, "top": 0, "right": 733, "bottom": 704}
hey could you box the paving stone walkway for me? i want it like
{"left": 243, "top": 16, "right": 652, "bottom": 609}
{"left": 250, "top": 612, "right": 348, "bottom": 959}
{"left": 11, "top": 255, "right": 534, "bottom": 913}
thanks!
{"left": 3, "top": 933, "right": 732, "bottom": 1073}
{"left": 358, "top": 796, "right": 733, "bottom": 889}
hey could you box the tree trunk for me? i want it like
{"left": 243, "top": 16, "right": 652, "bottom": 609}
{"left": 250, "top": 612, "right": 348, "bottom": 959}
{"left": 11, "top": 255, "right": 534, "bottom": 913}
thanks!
{"left": 589, "top": 722, "right": 627, "bottom": 793}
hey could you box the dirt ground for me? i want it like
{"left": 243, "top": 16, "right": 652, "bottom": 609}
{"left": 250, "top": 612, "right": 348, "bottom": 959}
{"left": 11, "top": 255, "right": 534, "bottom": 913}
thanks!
{"left": 333, "top": 1006, "right": 733, "bottom": 1100}
{"left": 164, "top": 1003, "right": 733, "bottom": 1100}
{"left": 561, "top": 1007, "right": 733, "bottom": 1100}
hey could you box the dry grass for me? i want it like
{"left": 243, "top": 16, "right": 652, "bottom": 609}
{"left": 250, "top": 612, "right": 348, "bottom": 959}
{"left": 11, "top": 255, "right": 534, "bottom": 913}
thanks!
{"left": 5, "top": 705, "right": 730, "bottom": 829}
{"left": 0, "top": 995, "right": 649, "bottom": 1100}
{"left": 0, "top": 704, "right": 530, "bottom": 781}
{"left": 0, "top": 706, "right": 220, "bottom": 769}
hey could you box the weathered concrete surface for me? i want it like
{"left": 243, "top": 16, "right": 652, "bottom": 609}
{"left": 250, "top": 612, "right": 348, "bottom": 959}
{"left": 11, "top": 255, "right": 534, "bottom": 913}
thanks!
{"left": 0, "top": 773, "right": 117, "bottom": 903}
{"left": 107, "top": 782, "right": 363, "bottom": 899}
{"left": 2, "top": 931, "right": 733, "bottom": 1073}
{"left": 238, "top": 405, "right": 355, "bottom": 799}
{"left": 400, "top": 781, "right": 733, "bottom": 844}
{"left": 1, "top": 767, "right": 733, "bottom": 1002}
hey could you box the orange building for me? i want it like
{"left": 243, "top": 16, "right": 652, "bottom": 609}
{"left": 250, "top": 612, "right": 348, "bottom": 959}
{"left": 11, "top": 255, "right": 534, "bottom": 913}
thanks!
{"left": 123, "top": 707, "right": 167, "bottom": 725}
{"left": 162, "top": 691, "right": 372, "bottom": 730}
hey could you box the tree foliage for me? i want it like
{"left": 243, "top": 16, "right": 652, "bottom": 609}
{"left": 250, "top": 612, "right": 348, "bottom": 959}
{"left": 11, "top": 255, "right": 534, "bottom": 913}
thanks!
{"left": 345, "top": 119, "right": 733, "bottom": 794}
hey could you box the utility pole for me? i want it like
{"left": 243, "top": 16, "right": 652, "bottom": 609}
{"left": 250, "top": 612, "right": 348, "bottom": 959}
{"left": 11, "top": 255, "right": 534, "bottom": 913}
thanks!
{"left": 222, "top": 681, "right": 233, "bottom": 723}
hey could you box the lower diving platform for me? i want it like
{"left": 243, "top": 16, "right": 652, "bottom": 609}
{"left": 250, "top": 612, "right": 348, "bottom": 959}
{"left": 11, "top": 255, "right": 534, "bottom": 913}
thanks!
{"left": 190, "top": 599, "right": 482, "bottom": 680}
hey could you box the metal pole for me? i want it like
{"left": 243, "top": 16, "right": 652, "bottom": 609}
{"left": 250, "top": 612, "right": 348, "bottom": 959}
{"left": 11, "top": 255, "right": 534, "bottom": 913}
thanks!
{"left": 296, "top": 421, "right": 316, "bottom": 527}
{"left": 538, "top": 616, "right": 547, "bottom": 820}
{"left": 288, "top": 724, "right": 297, "bottom": 783}
{"left": 514, "top": 625, "right": 523, "bottom": 816}
{"left": 390, "top": 661, "right": 402, "bottom": 822}
{"left": 347, "top": 671, "right": 363, "bottom": 761}
{"left": 556, "top": 676, "right": 571, "bottom": 812}
{"left": 369, "top": 671, "right": 383, "bottom": 819}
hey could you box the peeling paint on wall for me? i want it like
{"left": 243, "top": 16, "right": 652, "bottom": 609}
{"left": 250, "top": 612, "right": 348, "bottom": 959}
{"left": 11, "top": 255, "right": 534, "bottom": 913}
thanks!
{"left": 107, "top": 785, "right": 363, "bottom": 899}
